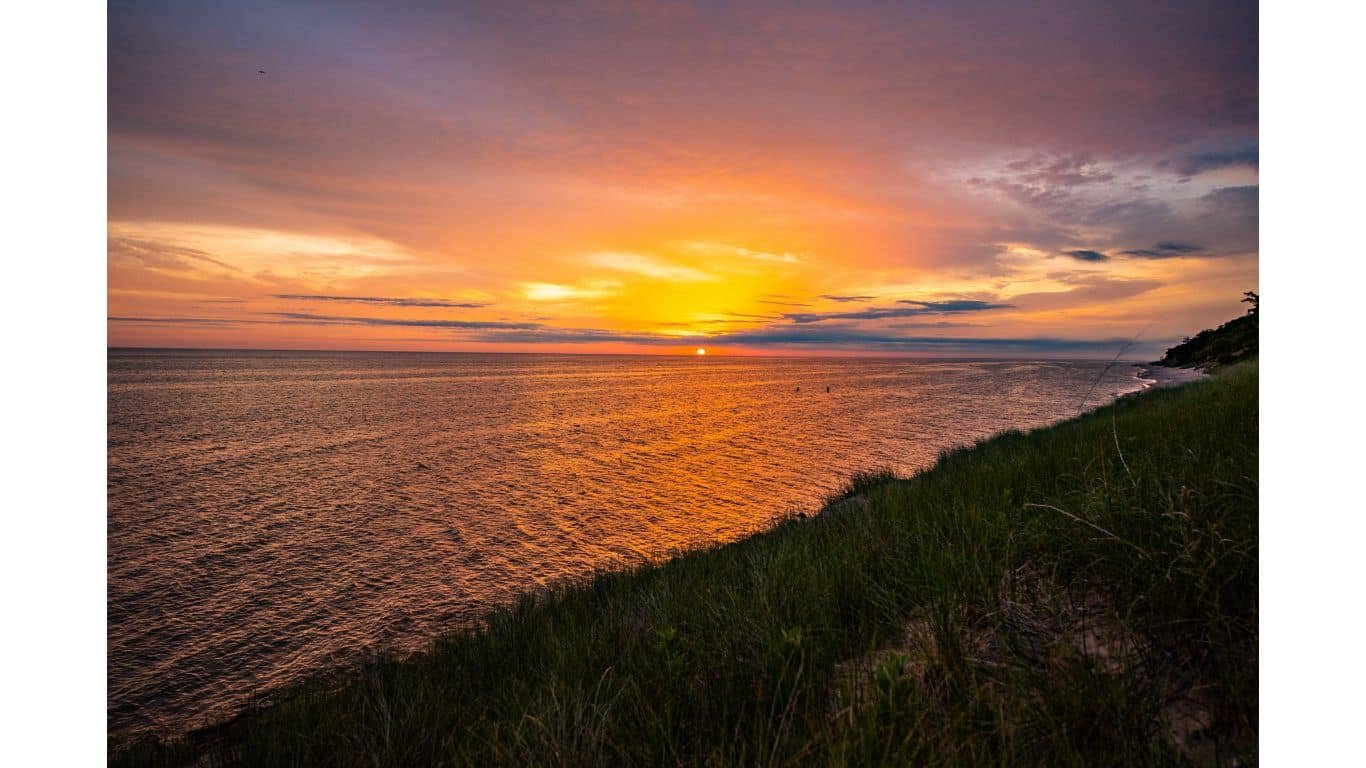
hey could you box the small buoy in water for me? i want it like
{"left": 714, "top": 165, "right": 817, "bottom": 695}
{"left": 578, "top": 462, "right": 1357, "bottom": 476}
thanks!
{"left": 796, "top": 386, "right": 801, "bottom": 392}
{"left": 826, "top": 386, "right": 831, "bottom": 393}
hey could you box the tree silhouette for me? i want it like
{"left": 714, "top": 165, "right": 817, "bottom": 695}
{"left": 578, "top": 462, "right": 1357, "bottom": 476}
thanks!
{"left": 1158, "top": 292, "right": 1260, "bottom": 368}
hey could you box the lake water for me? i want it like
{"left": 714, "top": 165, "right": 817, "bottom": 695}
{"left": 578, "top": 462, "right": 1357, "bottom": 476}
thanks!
{"left": 108, "top": 350, "right": 1148, "bottom": 738}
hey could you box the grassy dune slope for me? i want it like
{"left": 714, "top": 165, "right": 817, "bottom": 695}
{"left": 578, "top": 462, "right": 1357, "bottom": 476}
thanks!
{"left": 118, "top": 363, "right": 1258, "bottom": 767}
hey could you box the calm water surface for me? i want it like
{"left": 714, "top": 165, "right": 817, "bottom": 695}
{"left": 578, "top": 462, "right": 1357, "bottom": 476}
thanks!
{"left": 108, "top": 350, "right": 1148, "bottom": 737}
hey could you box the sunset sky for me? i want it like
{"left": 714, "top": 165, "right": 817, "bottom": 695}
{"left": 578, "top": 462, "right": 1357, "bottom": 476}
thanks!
{"left": 108, "top": 0, "right": 1257, "bottom": 357}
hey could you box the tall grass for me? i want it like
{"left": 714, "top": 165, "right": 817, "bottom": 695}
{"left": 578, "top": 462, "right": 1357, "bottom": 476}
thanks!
{"left": 116, "top": 362, "right": 1258, "bottom": 767}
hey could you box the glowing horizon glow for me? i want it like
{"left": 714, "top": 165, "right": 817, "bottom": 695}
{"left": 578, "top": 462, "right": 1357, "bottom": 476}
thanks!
{"left": 108, "top": 1, "right": 1257, "bottom": 359}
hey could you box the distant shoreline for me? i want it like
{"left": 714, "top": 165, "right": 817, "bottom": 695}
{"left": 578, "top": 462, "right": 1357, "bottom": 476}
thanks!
{"left": 1134, "top": 363, "right": 1207, "bottom": 391}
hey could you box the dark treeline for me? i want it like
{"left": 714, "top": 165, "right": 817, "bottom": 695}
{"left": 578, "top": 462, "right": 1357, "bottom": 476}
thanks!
{"left": 1157, "top": 292, "right": 1259, "bottom": 369}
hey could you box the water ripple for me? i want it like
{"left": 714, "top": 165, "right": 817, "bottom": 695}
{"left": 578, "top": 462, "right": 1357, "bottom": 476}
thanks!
{"left": 108, "top": 350, "right": 1143, "bottom": 738}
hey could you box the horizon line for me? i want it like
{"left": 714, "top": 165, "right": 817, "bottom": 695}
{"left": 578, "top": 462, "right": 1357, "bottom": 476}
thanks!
{"left": 107, "top": 345, "right": 1157, "bottom": 364}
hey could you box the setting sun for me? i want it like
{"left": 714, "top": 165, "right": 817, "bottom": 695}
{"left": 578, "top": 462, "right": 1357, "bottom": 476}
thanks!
{"left": 696, "top": 348, "right": 707, "bottom": 356}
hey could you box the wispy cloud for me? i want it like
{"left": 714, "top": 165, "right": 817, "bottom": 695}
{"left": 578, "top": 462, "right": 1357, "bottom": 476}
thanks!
{"left": 110, "top": 237, "right": 243, "bottom": 273}
{"left": 109, "top": 315, "right": 261, "bottom": 325}
{"left": 1118, "top": 241, "right": 1203, "bottom": 259}
{"left": 1003, "top": 153, "right": 1116, "bottom": 187}
{"left": 585, "top": 252, "right": 715, "bottom": 281}
{"left": 819, "top": 294, "right": 876, "bottom": 303}
{"left": 1202, "top": 185, "right": 1258, "bottom": 219}
{"left": 783, "top": 299, "right": 1012, "bottom": 324}
{"left": 1174, "top": 147, "right": 1258, "bottom": 177}
{"left": 896, "top": 299, "right": 1010, "bottom": 312}
{"left": 107, "top": 223, "right": 415, "bottom": 283}
{"left": 270, "top": 312, "right": 541, "bottom": 330}
{"left": 1062, "top": 249, "right": 1109, "bottom": 263}
{"left": 1008, "top": 276, "right": 1162, "bottom": 309}
{"left": 686, "top": 242, "right": 802, "bottom": 264}
{"left": 274, "top": 294, "right": 488, "bottom": 308}
{"left": 521, "top": 281, "right": 620, "bottom": 301}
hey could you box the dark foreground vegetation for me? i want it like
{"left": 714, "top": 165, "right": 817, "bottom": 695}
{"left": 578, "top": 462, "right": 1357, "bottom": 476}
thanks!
{"left": 117, "top": 363, "right": 1258, "bottom": 767}
{"left": 1157, "top": 294, "right": 1258, "bottom": 369}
